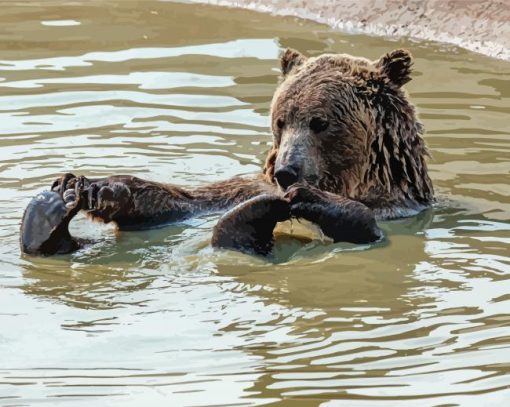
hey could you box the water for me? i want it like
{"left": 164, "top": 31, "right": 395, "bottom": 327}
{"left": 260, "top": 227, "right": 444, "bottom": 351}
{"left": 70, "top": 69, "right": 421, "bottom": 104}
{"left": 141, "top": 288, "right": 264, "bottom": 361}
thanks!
{"left": 0, "top": 1, "right": 509, "bottom": 406}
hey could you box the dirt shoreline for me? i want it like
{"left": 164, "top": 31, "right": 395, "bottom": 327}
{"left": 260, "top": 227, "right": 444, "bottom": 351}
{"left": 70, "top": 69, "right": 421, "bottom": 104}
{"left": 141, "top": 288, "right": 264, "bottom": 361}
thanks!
{"left": 197, "top": 0, "right": 510, "bottom": 61}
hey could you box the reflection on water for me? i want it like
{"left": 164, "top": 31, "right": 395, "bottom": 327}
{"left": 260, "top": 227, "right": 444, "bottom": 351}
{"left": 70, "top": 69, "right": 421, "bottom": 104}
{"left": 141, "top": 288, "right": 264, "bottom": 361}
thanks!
{"left": 0, "top": 1, "right": 510, "bottom": 405}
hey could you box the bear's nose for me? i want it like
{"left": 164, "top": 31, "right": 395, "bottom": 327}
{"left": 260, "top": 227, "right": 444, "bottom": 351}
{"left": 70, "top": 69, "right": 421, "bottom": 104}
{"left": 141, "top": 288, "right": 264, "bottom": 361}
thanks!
{"left": 274, "top": 165, "right": 299, "bottom": 190}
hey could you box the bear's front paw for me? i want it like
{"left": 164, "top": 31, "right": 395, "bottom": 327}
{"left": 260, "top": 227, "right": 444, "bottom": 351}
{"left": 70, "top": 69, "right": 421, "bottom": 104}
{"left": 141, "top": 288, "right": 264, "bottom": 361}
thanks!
{"left": 284, "top": 183, "right": 332, "bottom": 222}
{"left": 60, "top": 176, "right": 90, "bottom": 211}
{"left": 51, "top": 173, "right": 77, "bottom": 196}
{"left": 59, "top": 177, "right": 132, "bottom": 218}
{"left": 86, "top": 181, "right": 131, "bottom": 212}
{"left": 212, "top": 194, "right": 290, "bottom": 255}
{"left": 285, "top": 184, "right": 382, "bottom": 244}
{"left": 284, "top": 183, "right": 325, "bottom": 204}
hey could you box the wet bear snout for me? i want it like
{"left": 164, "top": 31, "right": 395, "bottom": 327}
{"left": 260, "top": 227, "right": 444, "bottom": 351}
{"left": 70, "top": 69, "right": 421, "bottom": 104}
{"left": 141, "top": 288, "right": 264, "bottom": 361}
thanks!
{"left": 274, "top": 165, "right": 299, "bottom": 190}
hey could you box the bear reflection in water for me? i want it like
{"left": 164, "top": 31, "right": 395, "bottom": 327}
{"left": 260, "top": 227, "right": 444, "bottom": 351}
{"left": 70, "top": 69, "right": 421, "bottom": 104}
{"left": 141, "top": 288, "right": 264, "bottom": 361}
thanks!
{"left": 20, "top": 48, "right": 433, "bottom": 256}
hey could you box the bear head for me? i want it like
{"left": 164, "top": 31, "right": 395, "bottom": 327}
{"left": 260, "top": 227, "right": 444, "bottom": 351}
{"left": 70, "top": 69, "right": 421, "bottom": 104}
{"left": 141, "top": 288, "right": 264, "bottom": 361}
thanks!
{"left": 263, "top": 48, "right": 434, "bottom": 215}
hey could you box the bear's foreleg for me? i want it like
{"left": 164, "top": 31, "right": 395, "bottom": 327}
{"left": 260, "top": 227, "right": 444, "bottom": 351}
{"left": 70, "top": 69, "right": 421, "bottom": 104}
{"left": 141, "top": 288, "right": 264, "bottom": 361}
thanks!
{"left": 53, "top": 173, "right": 274, "bottom": 230}
{"left": 53, "top": 174, "right": 198, "bottom": 229}
{"left": 211, "top": 194, "right": 290, "bottom": 255}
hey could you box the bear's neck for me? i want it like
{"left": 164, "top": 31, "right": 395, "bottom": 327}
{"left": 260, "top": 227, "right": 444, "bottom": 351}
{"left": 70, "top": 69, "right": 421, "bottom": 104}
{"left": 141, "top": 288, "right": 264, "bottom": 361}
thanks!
{"left": 359, "top": 96, "right": 434, "bottom": 217}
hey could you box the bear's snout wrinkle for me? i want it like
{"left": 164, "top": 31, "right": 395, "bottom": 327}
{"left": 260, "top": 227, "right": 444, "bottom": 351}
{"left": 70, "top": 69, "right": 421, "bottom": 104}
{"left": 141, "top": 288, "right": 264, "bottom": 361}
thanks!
{"left": 274, "top": 165, "right": 299, "bottom": 190}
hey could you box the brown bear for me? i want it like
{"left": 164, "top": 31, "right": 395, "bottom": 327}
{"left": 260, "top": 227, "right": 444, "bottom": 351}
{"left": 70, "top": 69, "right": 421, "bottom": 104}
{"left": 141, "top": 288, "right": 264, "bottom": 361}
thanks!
{"left": 20, "top": 48, "right": 433, "bottom": 256}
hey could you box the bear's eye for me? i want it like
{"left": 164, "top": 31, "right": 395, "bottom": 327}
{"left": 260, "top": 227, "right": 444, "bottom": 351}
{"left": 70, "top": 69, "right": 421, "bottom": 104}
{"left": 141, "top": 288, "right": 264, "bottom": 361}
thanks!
{"left": 309, "top": 117, "right": 329, "bottom": 133}
{"left": 276, "top": 118, "right": 285, "bottom": 130}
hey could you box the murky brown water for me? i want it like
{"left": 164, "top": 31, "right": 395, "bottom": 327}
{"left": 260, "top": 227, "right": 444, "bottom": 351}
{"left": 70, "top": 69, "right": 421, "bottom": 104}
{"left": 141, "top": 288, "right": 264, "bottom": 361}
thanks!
{"left": 1, "top": 1, "right": 510, "bottom": 406}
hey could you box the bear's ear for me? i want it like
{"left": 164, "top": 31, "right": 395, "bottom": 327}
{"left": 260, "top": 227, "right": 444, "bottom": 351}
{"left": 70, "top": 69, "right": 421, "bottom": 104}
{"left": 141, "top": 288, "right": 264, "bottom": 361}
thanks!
{"left": 280, "top": 48, "right": 306, "bottom": 76}
{"left": 375, "top": 49, "right": 413, "bottom": 87}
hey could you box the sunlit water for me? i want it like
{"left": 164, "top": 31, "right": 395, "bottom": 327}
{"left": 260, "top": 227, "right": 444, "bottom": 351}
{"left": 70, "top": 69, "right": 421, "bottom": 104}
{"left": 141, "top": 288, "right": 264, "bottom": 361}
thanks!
{"left": 0, "top": 2, "right": 509, "bottom": 406}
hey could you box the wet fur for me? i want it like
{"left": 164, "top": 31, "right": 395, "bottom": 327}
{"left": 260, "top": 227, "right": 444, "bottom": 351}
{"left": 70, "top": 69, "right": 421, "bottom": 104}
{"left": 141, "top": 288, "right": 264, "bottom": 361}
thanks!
{"left": 211, "top": 194, "right": 290, "bottom": 255}
{"left": 25, "top": 48, "right": 434, "bottom": 255}
{"left": 82, "top": 49, "right": 433, "bottom": 227}
{"left": 80, "top": 174, "right": 275, "bottom": 229}
{"left": 264, "top": 49, "right": 434, "bottom": 219}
